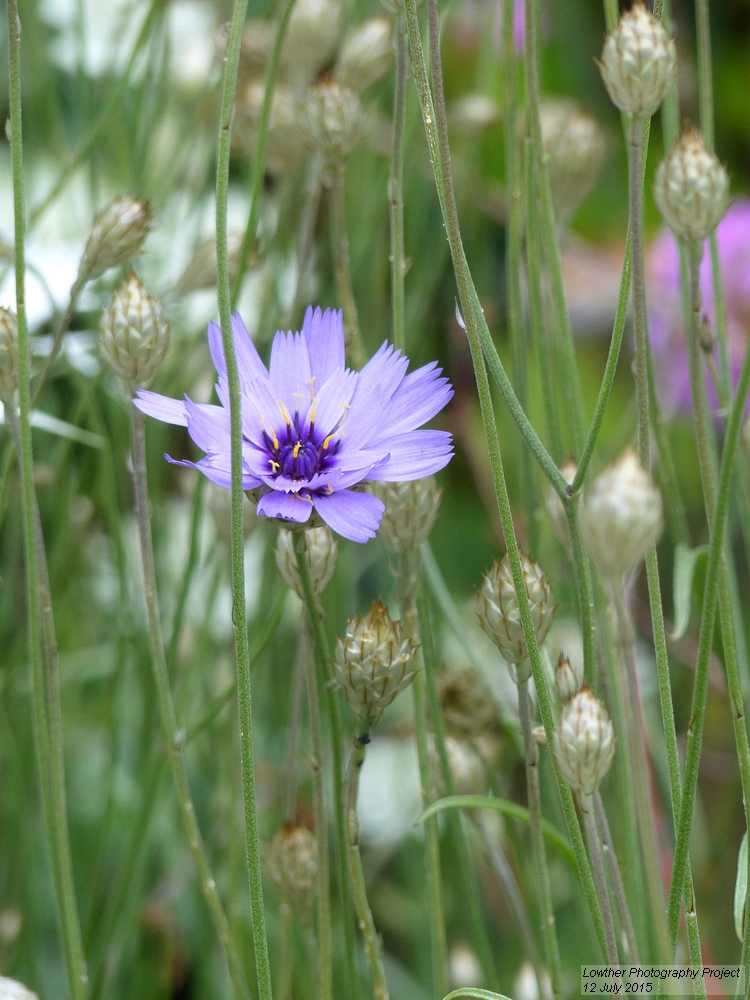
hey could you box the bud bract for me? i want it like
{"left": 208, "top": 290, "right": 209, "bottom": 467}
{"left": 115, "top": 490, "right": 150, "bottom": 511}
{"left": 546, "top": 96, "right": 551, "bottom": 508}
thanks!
{"left": 80, "top": 196, "right": 151, "bottom": 280}
{"left": 275, "top": 525, "right": 338, "bottom": 599}
{"left": 100, "top": 273, "right": 170, "bottom": 390}
{"left": 333, "top": 600, "right": 419, "bottom": 728}
{"left": 580, "top": 448, "right": 663, "bottom": 578}
{"left": 553, "top": 687, "right": 616, "bottom": 796}
{"left": 449, "top": 944, "right": 483, "bottom": 990}
{"left": 554, "top": 653, "right": 581, "bottom": 704}
{"left": 266, "top": 824, "right": 318, "bottom": 909}
{"left": 373, "top": 477, "right": 442, "bottom": 553}
{"left": 335, "top": 18, "right": 393, "bottom": 92}
{"left": 599, "top": 3, "right": 676, "bottom": 118}
{"left": 477, "top": 553, "right": 556, "bottom": 668}
{"left": 0, "top": 308, "right": 18, "bottom": 407}
{"left": 540, "top": 99, "right": 607, "bottom": 226}
{"left": 281, "top": 0, "right": 342, "bottom": 85}
{"left": 436, "top": 667, "right": 497, "bottom": 740}
{"left": 429, "top": 735, "right": 486, "bottom": 797}
{"left": 0, "top": 979, "right": 38, "bottom": 1000}
{"left": 654, "top": 128, "right": 730, "bottom": 244}
{"left": 303, "top": 81, "right": 363, "bottom": 165}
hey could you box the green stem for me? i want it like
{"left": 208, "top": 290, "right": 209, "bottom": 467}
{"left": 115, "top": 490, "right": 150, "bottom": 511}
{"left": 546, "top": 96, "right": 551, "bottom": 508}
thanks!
{"left": 168, "top": 473, "right": 206, "bottom": 670}
{"left": 389, "top": 15, "right": 408, "bottom": 354}
{"left": 330, "top": 163, "right": 365, "bottom": 368}
{"left": 580, "top": 794, "right": 618, "bottom": 963}
{"left": 32, "top": 277, "right": 84, "bottom": 406}
{"left": 231, "top": 0, "right": 298, "bottom": 310}
{"left": 694, "top": 0, "right": 714, "bottom": 150}
{"left": 215, "top": 0, "right": 273, "bottom": 994}
{"left": 593, "top": 792, "right": 639, "bottom": 962}
{"left": 278, "top": 905, "right": 294, "bottom": 1000}
{"left": 628, "top": 115, "right": 651, "bottom": 468}
{"left": 131, "top": 407, "right": 251, "bottom": 1000}
{"left": 5, "top": 4, "right": 89, "bottom": 996}
{"left": 563, "top": 498, "right": 597, "bottom": 688}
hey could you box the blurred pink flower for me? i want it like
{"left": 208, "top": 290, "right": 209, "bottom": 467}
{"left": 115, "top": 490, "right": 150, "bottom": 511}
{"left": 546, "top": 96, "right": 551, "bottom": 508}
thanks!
{"left": 647, "top": 198, "right": 750, "bottom": 415}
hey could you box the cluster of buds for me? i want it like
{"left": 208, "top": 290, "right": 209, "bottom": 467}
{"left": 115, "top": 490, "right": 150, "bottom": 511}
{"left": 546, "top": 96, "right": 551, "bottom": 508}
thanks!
{"left": 275, "top": 525, "right": 338, "bottom": 601}
{"left": 580, "top": 449, "right": 663, "bottom": 579}
{"left": 477, "top": 553, "right": 556, "bottom": 676}
{"left": 552, "top": 687, "right": 616, "bottom": 797}
{"left": 599, "top": 3, "right": 676, "bottom": 119}
{"left": 0, "top": 308, "right": 18, "bottom": 408}
{"left": 333, "top": 600, "right": 419, "bottom": 730}
{"left": 540, "top": 99, "right": 607, "bottom": 227}
{"left": 429, "top": 734, "right": 486, "bottom": 797}
{"left": 554, "top": 653, "right": 582, "bottom": 704}
{"left": 265, "top": 823, "right": 318, "bottom": 910}
{"left": 436, "top": 667, "right": 497, "bottom": 741}
{"left": 373, "top": 477, "right": 442, "bottom": 554}
{"left": 79, "top": 196, "right": 151, "bottom": 281}
{"left": 654, "top": 128, "right": 730, "bottom": 244}
{"left": 99, "top": 273, "right": 170, "bottom": 392}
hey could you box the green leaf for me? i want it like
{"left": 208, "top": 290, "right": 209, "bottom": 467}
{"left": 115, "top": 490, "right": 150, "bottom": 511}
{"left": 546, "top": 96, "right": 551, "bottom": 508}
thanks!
{"left": 670, "top": 542, "right": 708, "bottom": 640}
{"left": 443, "top": 991, "right": 514, "bottom": 1000}
{"left": 417, "top": 794, "right": 575, "bottom": 867}
{"left": 735, "top": 830, "right": 748, "bottom": 942}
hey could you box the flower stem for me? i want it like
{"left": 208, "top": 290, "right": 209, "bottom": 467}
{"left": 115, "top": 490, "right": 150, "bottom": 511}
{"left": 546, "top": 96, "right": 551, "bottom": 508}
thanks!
{"left": 593, "top": 792, "right": 639, "bottom": 962}
{"left": 563, "top": 498, "right": 597, "bottom": 688}
{"left": 31, "top": 276, "right": 84, "bottom": 405}
{"left": 215, "top": 0, "right": 273, "bottom": 994}
{"left": 279, "top": 905, "right": 294, "bottom": 1000}
{"left": 330, "top": 163, "right": 365, "bottom": 368}
{"left": 627, "top": 115, "right": 651, "bottom": 469}
{"left": 580, "top": 794, "right": 619, "bottom": 964}
{"left": 389, "top": 15, "right": 408, "bottom": 354}
{"left": 5, "top": 3, "right": 89, "bottom": 996}
{"left": 131, "top": 406, "right": 251, "bottom": 1000}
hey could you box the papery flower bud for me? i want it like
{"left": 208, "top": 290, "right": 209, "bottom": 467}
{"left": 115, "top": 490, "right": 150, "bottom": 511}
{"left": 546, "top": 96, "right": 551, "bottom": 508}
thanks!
{"left": 0, "top": 308, "right": 18, "bottom": 407}
{"left": 540, "top": 99, "right": 607, "bottom": 225}
{"left": 532, "top": 724, "right": 547, "bottom": 747}
{"left": 335, "top": 18, "right": 393, "bottom": 92}
{"left": 599, "top": 3, "right": 676, "bottom": 118}
{"left": 176, "top": 233, "right": 250, "bottom": 293}
{"left": 0, "top": 978, "right": 38, "bottom": 1000}
{"left": 447, "top": 94, "right": 500, "bottom": 138}
{"left": 429, "top": 735, "right": 486, "bottom": 797}
{"left": 552, "top": 687, "right": 616, "bottom": 796}
{"left": 436, "top": 667, "right": 497, "bottom": 740}
{"left": 373, "top": 477, "right": 442, "bottom": 553}
{"left": 235, "top": 82, "right": 306, "bottom": 176}
{"left": 545, "top": 459, "right": 577, "bottom": 549}
{"left": 654, "top": 128, "right": 730, "bottom": 244}
{"left": 303, "top": 81, "right": 363, "bottom": 165}
{"left": 333, "top": 600, "right": 419, "bottom": 728}
{"left": 265, "top": 823, "right": 318, "bottom": 909}
{"left": 449, "top": 943, "right": 483, "bottom": 990}
{"left": 240, "top": 20, "right": 276, "bottom": 78}
{"left": 80, "top": 196, "right": 151, "bottom": 280}
{"left": 281, "top": 0, "right": 342, "bottom": 85}
{"left": 275, "top": 525, "right": 338, "bottom": 599}
{"left": 554, "top": 652, "right": 581, "bottom": 704}
{"left": 477, "top": 553, "right": 556, "bottom": 669}
{"left": 100, "top": 273, "right": 170, "bottom": 390}
{"left": 580, "top": 448, "right": 663, "bottom": 578}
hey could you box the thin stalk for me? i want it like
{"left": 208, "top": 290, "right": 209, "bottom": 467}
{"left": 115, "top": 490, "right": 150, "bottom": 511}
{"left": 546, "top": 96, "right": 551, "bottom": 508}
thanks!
{"left": 628, "top": 115, "right": 650, "bottom": 468}
{"left": 289, "top": 156, "right": 324, "bottom": 324}
{"left": 403, "top": 0, "right": 607, "bottom": 953}
{"left": 580, "top": 794, "right": 618, "bottom": 963}
{"left": 215, "top": 0, "right": 273, "bottom": 993}
{"left": 517, "top": 677, "right": 562, "bottom": 996}
{"left": 562, "top": 499, "right": 596, "bottom": 688}
{"left": 329, "top": 164, "right": 365, "bottom": 368}
{"left": 593, "top": 792, "right": 639, "bottom": 962}
{"left": 283, "top": 652, "right": 306, "bottom": 822}
{"left": 5, "top": 3, "right": 89, "bottom": 996}
{"left": 346, "top": 728, "right": 389, "bottom": 1000}
{"left": 231, "top": 0, "right": 298, "bottom": 310}
{"left": 168, "top": 473, "right": 206, "bottom": 670}
{"left": 296, "top": 549, "right": 333, "bottom": 1000}
{"left": 131, "top": 407, "right": 251, "bottom": 1000}
{"left": 32, "top": 276, "right": 84, "bottom": 406}
{"left": 694, "top": 0, "right": 714, "bottom": 150}
{"left": 389, "top": 15, "right": 408, "bottom": 353}
{"left": 278, "top": 905, "right": 294, "bottom": 1000}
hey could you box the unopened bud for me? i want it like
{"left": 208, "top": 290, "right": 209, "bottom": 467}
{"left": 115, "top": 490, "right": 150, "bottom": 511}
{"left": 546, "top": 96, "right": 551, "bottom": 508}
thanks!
{"left": 303, "top": 80, "right": 363, "bottom": 165}
{"left": 449, "top": 943, "right": 483, "bottom": 990}
{"left": 553, "top": 687, "right": 616, "bottom": 796}
{"left": 281, "top": 0, "right": 342, "bottom": 85}
{"left": 540, "top": 99, "right": 607, "bottom": 225}
{"left": 335, "top": 18, "right": 393, "bottom": 92}
{"left": 429, "top": 735, "right": 486, "bottom": 797}
{"left": 554, "top": 653, "right": 581, "bottom": 704}
{"left": 80, "top": 196, "right": 151, "bottom": 280}
{"left": 333, "top": 599, "right": 419, "bottom": 729}
{"left": 266, "top": 824, "right": 318, "bottom": 909}
{"left": 477, "top": 553, "right": 556, "bottom": 671}
{"left": 0, "top": 978, "right": 38, "bottom": 1000}
{"left": 654, "top": 128, "right": 729, "bottom": 244}
{"left": 373, "top": 477, "right": 442, "bottom": 553}
{"left": 436, "top": 667, "right": 497, "bottom": 740}
{"left": 599, "top": 3, "right": 676, "bottom": 118}
{"left": 0, "top": 308, "right": 18, "bottom": 407}
{"left": 176, "top": 233, "right": 252, "bottom": 294}
{"left": 545, "top": 459, "right": 577, "bottom": 550}
{"left": 100, "top": 273, "right": 170, "bottom": 390}
{"left": 447, "top": 94, "right": 500, "bottom": 138}
{"left": 275, "top": 525, "right": 338, "bottom": 600}
{"left": 580, "top": 448, "right": 663, "bottom": 578}
{"left": 235, "top": 82, "right": 306, "bottom": 175}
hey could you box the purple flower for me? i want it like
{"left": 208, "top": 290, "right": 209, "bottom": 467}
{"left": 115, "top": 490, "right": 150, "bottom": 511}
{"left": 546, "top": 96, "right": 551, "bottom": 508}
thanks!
{"left": 134, "top": 307, "right": 454, "bottom": 543}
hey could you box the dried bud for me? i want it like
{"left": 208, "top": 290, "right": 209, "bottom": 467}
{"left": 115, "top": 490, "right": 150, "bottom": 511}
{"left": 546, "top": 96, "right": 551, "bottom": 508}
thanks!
{"left": 552, "top": 687, "right": 616, "bottom": 796}
{"left": 266, "top": 824, "right": 318, "bottom": 909}
{"left": 554, "top": 653, "right": 581, "bottom": 704}
{"left": 429, "top": 735, "right": 486, "bottom": 797}
{"left": 449, "top": 943, "right": 483, "bottom": 990}
{"left": 580, "top": 448, "right": 663, "bottom": 578}
{"left": 80, "top": 196, "right": 151, "bottom": 280}
{"left": 532, "top": 724, "right": 547, "bottom": 747}
{"left": 333, "top": 599, "right": 419, "bottom": 728}
{"left": 540, "top": 99, "right": 607, "bottom": 225}
{"left": 275, "top": 525, "right": 338, "bottom": 599}
{"left": 599, "top": 3, "right": 676, "bottom": 118}
{"left": 176, "top": 233, "right": 251, "bottom": 294}
{"left": 235, "top": 82, "right": 306, "bottom": 176}
{"left": 0, "top": 979, "right": 38, "bottom": 1000}
{"left": 373, "top": 477, "right": 442, "bottom": 553}
{"left": 436, "top": 667, "right": 497, "bottom": 740}
{"left": 239, "top": 20, "right": 276, "bottom": 78}
{"left": 100, "top": 273, "right": 170, "bottom": 390}
{"left": 447, "top": 94, "right": 500, "bottom": 138}
{"left": 303, "top": 81, "right": 363, "bottom": 165}
{"left": 545, "top": 459, "right": 577, "bottom": 549}
{"left": 281, "top": 0, "right": 342, "bottom": 85}
{"left": 654, "top": 128, "right": 730, "bottom": 244}
{"left": 335, "top": 18, "right": 393, "bottom": 92}
{"left": 477, "top": 553, "right": 556, "bottom": 670}
{"left": 0, "top": 308, "right": 18, "bottom": 407}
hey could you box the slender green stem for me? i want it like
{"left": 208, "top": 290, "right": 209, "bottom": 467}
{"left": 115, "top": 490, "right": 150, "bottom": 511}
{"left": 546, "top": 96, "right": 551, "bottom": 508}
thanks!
{"left": 168, "top": 473, "right": 206, "bottom": 670}
{"left": 518, "top": 677, "right": 562, "bottom": 996}
{"left": 329, "top": 164, "right": 365, "bottom": 369}
{"left": 32, "top": 277, "right": 84, "bottom": 406}
{"left": 278, "top": 905, "right": 294, "bottom": 1000}
{"left": 347, "top": 728, "right": 389, "bottom": 1000}
{"left": 580, "top": 794, "right": 618, "bottom": 963}
{"left": 626, "top": 115, "right": 650, "bottom": 469}
{"left": 694, "top": 0, "right": 714, "bottom": 150}
{"left": 131, "top": 407, "right": 251, "bottom": 1000}
{"left": 231, "top": 0, "right": 298, "bottom": 310}
{"left": 563, "top": 499, "right": 596, "bottom": 687}
{"left": 389, "top": 16, "right": 408, "bottom": 353}
{"left": 289, "top": 156, "right": 324, "bottom": 323}
{"left": 215, "top": 0, "right": 273, "bottom": 993}
{"left": 593, "top": 793, "right": 639, "bottom": 962}
{"left": 5, "top": 4, "right": 89, "bottom": 996}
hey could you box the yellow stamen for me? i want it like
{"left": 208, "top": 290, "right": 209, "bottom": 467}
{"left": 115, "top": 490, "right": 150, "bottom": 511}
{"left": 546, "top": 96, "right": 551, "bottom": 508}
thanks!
{"left": 293, "top": 442, "right": 301, "bottom": 459}
{"left": 322, "top": 433, "right": 335, "bottom": 450}
{"left": 269, "top": 459, "right": 280, "bottom": 472}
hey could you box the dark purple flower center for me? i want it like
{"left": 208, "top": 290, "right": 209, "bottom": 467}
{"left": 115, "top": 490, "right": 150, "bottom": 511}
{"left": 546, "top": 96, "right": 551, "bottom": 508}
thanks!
{"left": 261, "top": 411, "right": 341, "bottom": 482}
